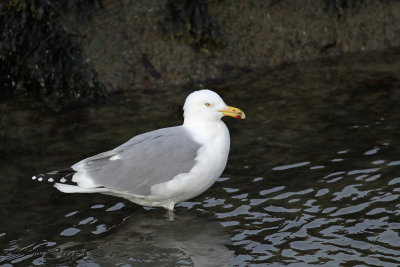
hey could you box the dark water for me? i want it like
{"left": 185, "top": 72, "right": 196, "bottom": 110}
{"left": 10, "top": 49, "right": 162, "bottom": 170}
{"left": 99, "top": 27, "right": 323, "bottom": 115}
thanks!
{"left": 1, "top": 50, "right": 400, "bottom": 266}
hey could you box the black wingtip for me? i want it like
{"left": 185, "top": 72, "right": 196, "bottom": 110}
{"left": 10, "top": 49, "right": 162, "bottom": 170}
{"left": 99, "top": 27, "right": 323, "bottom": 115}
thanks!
{"left": 32, "top": 168, "right": 77, "bottom": 185}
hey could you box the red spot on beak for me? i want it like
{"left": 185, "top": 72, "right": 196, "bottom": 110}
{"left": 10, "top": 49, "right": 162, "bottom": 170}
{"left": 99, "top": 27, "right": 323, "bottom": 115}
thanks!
{"left": 235, "top": 115, "right": 241, "bottom": 119}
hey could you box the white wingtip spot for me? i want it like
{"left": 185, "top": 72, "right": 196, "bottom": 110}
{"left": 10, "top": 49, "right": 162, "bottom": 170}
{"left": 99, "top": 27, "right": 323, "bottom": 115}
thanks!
{"left": 60, "top": 178, "right": 66, "bottom": 183}
{"left": 38, "top": 177, "right": 43, "bottom": 182}
{"left": 32, "top": 176, "right": 36, "bottom": 180}
{"left": 109, "top": 154, "right": 121, "bottom": 161}
{"left": 48, "top": 178, "right": 54, "bottom": 183}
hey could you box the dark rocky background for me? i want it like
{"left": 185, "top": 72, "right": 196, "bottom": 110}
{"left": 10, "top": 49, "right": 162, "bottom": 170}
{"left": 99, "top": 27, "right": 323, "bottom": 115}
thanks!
{"left": 1, "top": 0, "right": 400, "bottom": 108}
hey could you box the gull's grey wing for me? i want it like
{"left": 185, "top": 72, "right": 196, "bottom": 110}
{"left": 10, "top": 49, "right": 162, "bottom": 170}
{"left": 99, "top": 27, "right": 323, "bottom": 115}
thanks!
{"left": 72, "top": 126, "right": 201, "bottom": 196}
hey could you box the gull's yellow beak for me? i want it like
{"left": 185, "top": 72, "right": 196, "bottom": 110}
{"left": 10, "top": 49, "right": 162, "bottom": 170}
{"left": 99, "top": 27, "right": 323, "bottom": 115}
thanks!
{"left": 219, "top": 105, "right": 246, "bottom": 119}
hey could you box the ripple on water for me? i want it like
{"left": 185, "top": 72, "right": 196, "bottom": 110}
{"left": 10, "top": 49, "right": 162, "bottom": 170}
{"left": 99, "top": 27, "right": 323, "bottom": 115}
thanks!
{"left": 222, "top": 135, "right": 400, "bottom": 266}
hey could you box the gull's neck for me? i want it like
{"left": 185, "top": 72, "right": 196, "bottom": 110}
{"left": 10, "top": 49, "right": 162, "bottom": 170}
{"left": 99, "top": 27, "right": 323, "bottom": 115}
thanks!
{"left": 183, "top": 117, "right": 223, "bottom": 129}
{"left": 183, "top": 119, "right": 228, "bottom": 145}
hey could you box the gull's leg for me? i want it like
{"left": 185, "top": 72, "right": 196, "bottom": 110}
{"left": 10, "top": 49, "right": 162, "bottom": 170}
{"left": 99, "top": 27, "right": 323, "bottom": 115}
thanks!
{"left": 166, "top": 202, "right": 175, "bottom": 221}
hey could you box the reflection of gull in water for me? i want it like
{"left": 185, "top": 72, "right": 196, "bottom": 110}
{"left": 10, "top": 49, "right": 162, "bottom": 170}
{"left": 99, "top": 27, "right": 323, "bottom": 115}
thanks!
{"left": 53, "top": 210, "right": 234, "bottom": 266}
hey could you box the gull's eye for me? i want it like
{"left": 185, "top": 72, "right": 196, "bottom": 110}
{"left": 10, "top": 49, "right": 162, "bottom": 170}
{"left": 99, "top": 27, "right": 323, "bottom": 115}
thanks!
{"left": 205, "top": 103, "right": 211, "bottom": 107}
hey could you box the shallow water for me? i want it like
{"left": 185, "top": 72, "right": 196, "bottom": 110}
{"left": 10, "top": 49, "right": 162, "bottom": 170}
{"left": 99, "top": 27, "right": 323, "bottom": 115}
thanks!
{"left": 1, "top": 50, "right": 400, "bottom": 266}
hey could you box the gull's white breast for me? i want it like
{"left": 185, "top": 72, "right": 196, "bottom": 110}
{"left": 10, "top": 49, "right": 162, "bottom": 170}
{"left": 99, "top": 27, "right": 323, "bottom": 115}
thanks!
{"left": 150, "top": 121, "right": 230, "bottom": 204}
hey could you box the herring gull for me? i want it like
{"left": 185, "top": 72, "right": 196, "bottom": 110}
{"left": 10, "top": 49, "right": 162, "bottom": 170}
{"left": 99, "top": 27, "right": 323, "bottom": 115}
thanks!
{"left": 32, "top": 89, "right": 245, "bottom": 211}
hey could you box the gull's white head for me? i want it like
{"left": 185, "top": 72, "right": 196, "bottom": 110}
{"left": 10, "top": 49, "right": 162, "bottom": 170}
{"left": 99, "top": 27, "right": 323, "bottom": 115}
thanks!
{"left": 183, "top": 89, "right": 245, "bottom": 123}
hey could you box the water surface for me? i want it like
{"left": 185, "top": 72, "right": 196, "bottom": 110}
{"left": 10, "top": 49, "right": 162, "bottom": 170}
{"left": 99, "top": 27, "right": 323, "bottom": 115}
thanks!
{"left": 1, "top": 50, "right": 400, "bottom": 266}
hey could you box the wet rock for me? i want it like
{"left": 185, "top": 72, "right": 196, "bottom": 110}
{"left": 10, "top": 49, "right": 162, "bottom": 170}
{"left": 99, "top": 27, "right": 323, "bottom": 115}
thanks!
{"left": 2, "top": 0, "right": 400, "bottom": 106}
{"left": 160, "top": 0, "right": 224, "bottom": 53}
{"left": 74, "top": 0, "right": 400, "bottom": 93}
{"left": 0, "top": 0, "right": 105, "bottom": 109}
